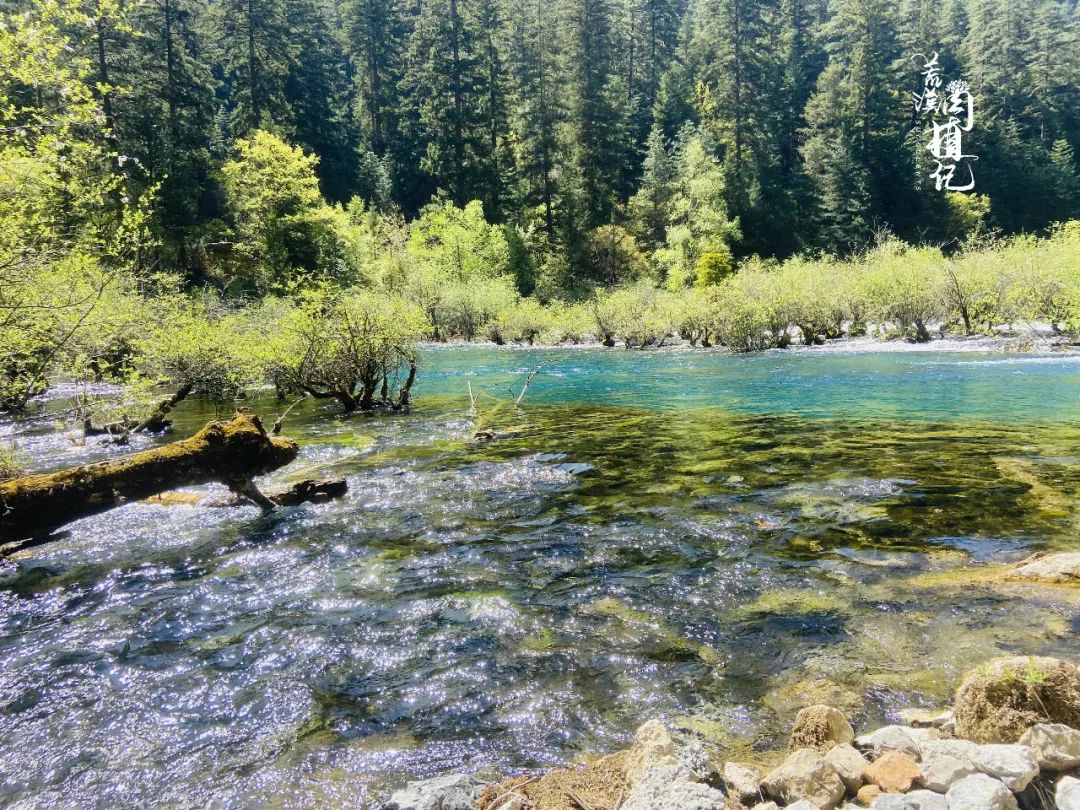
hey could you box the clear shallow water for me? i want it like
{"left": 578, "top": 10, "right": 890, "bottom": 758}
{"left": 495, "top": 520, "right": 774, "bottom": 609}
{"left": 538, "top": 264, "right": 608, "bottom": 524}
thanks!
{"left": 1, "top": 347, "right": 1079, "bottom": 808}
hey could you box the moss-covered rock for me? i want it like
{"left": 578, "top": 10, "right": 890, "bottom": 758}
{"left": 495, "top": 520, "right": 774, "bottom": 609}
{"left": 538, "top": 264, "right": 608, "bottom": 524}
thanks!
{"left": 953, "top": 656, "right": 1080, "bottom": 743}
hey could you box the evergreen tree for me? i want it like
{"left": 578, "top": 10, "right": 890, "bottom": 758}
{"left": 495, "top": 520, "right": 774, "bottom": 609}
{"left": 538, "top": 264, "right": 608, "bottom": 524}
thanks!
{"left": 344, "top": 0, "right": 410, "bottom": 157}
{"left": 114, "top": 0, "right": 217, "bottom": 268}
{"left": 211, "top": 0, "right": 297, "bottom": 134}
{"left": 558, "top": 0, "right": 635, "bottom": 226}
{"left": 285, "top": 0, "right": 358, "bottom": 202}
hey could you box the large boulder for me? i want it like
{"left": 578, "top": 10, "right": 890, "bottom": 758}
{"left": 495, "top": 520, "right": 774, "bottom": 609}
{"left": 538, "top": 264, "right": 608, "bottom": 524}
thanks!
{"left": 855, "top": 727, "right": 921, "bottom": 760}
{"left": 762, "top": 748, "right": 846, "bottom": 809}
{"left": 386, "top": 773, "right": 484, "bottom": 810}
{"left": 826, "top": 743, "right": 869, "bottom": 793}
{"left": 792, "top": 706, "right": 856, "bottom": 751}
{"left": 723, "top": 761, "right": 762, "bottom": 803}
{"left": 953, "top": 657, "right": 1080, "bottom": 743}
{"left": 944, "top": 774, "right": 1018, "bottom": 810}
{"left": 870, "top": 789, "right": 947, "bottom": 810}
{"left": 918, "top": 750, "right": 977, "bottom": 793}
{"left": 967, "top": 744, "right": 1039, "bottom": 792}
{"left": 1017, "top": 723, "right": 1080, "bottom": 770}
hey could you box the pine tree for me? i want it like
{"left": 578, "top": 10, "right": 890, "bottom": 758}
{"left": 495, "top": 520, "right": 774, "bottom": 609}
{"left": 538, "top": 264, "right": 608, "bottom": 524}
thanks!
{"left": 558, "top": 0, "right": 634, "bottom": 226}
{"left": 285, "top": 0, "right": 358, "bottom": 202}
{"left": 400, "top": 0, "right": 492, "bottom": 209}
{"left": 506, "top": 0, "right": 565, "bottom": 238}
{"left": 344, "top": 0, "right": 410, "bottom": 157}
{"left": 211, "top": 0, "right": 297, "bottom": 134}
{"left": 112, "top": 0, "right": 217, "bottom": 268}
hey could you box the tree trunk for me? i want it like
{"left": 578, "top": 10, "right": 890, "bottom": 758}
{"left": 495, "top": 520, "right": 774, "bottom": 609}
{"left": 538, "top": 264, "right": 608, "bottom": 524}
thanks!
{"left": 0, "top": 415, "right": 297, "bottom": 543}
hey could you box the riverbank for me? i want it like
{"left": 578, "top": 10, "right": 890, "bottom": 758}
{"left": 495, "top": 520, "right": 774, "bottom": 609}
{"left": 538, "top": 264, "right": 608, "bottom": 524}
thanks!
{"left": 385, "top": 570, "right": 1080, "bottom": 810}
{"left": 420, "top": 324, "right": 1080, "bottom": 355}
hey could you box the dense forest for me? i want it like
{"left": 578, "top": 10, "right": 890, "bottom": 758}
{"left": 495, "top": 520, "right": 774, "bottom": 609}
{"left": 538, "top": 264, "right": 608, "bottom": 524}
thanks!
{"left": 12, "top": 0, "right": 1080, "bottom": 284}
{"left": 2, "top": 0, "right": 1079, "bottom": 426}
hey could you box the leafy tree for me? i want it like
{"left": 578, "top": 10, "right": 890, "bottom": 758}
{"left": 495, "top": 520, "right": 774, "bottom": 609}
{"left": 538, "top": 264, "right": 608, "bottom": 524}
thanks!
{"left": 218, "top": 131, "right": 342, "bottom": 290}
{"left": 278, "top": 285, "right": 425, "bottom": 412}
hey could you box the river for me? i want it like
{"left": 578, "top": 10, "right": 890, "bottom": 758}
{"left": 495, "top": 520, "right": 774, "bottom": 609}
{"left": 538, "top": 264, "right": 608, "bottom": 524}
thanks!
{"left": 1, "top": 346, "right": 1078, "bottom": 808}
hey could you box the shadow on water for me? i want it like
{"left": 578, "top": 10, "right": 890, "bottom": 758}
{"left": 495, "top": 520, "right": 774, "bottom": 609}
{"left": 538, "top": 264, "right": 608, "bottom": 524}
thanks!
{"left": 0, "top": 348, "right": 1078, "bottom": 807}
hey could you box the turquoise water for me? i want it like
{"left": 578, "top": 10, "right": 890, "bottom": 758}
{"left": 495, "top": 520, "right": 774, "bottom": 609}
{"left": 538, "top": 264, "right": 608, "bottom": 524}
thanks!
{"left": 419, "top": 345, "right": 1080, "bottom": 421}
{"left": 0, "top": 347, "right": 1078, "bottom": 808}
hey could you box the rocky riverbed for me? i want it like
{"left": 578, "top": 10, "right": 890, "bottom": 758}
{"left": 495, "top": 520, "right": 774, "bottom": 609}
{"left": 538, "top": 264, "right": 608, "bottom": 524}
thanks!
{"left": 384, "top": 554, "right": 1080, "bottom": 810}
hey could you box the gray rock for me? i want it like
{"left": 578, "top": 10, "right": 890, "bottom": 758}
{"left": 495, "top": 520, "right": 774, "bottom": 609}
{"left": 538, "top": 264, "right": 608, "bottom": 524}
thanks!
{"left": 725, "top": 761, "right": 763, "bottom": 802}
{"left": 944, "top": 774, "right": 1018, "bottom": 810}
{"left": 825, "top": 744, "right": 867, "bottom": 793}
{"left": 787, "top": 801, "right": 820, "bottom": 810}
{"left": 754, "top": 803, "right": 780, "bottom": 810}
{"left": 385, "top": 773, "right": 483, "bottom": 810}
{"left": 967, "top": 744, "right": 1039, "bottom": 792}
{"left": 1017, "top": 723, "right": 1080, "bottom": 770}
{"left": 855, "top": 726, "right": 921, "bottom": 760}
{"left": 919, "top": 740, "right": 980, "bottom": 764}
{"left": 763, "top": 748, "right": 846, "bottom": 809}
{"left": 870, "top": 790, "right": 948, "bottom": 810}
{"left": 620, "top": 763, "right": 727, "bottom": 810}
{"left": 487, "top": 796, "right": 526, "bottom": 810}
{"left": 624, "top": 719, "right": 679, "bottom": 787}
{"left": 919, "top": 751, "right": 978, "bottom": 793}
{"left": 1057, "top": 775, "right": 1080, "bottom": 810}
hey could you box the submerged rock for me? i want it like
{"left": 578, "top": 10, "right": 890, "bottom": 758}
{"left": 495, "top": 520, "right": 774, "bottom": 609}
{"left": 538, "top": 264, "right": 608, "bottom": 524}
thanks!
{"left": 1017, "top": 723, "right": 1080, "bottom": 770}
{"left": 792, "top": 706, "right": 856, "bottom": 751}
{"left": 953, "top": 657, "right": 1080, "bottom": 744}
{"left": 762, "top": 748, "right": 846, "bottom": 809}
{"left": 862, "top": 750, "right": 922, "bottom": 794}
{"left": 944, "top": 773, "right": 1018, "bottom": 810}
{"left": 1008, "top": 552, "right": 1080, "bottom": 584}
{"left": 386, "top": 773, "right": 484, "bottom": 810}
{"left": 899, "top": 710, "right": 954, "bottom": 730}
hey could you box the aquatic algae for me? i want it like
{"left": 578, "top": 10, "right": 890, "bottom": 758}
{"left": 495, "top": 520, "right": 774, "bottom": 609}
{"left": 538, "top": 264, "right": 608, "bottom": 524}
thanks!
{"left": 741, "top": 589, "right": 847, "bottom": 617}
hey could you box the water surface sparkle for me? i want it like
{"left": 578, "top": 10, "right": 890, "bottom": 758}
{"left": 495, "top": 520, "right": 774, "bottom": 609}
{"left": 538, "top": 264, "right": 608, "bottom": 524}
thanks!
{"left": 1, "top": 347, "right": 1078, "bottom": 808}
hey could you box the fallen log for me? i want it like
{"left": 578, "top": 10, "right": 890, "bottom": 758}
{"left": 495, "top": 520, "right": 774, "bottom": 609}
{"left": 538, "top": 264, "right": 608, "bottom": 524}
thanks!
{"left": 144, "top": 478, "right": 348, "bottom": 508}
{"left": 0, "top": 414, "right": 298, "bottom": 543}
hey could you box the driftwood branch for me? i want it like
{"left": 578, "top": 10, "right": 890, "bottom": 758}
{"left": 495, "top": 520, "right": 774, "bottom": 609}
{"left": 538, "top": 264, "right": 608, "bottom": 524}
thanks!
{"left": 0, "top": 414, "right": 298, "bottom": 543}
{"left": 132, "top": 382, "right": 194, "bottom": 433}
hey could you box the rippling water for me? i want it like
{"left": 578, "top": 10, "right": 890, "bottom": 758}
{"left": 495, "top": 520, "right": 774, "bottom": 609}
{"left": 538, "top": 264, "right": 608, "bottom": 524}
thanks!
{"left": 1, "top": 347, "right": 1079, "bottom": 808}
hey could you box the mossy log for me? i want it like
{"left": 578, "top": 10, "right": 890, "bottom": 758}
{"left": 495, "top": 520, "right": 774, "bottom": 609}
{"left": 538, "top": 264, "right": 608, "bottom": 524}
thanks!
{"left": 0, "top": 414, "right": 298, "bottom": 542}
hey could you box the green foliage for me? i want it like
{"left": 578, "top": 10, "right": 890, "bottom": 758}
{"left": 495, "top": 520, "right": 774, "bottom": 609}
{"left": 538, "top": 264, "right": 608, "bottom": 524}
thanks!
{"left": 276, "top": 285, "right": 426, "bottom": 411}
{"left": 217, "top": 130, "right": 344, "bottom": 291}
{"left": 694, "top": 248, "right": 734, "bottom": 288}
{"left": 583, "top": 225, "right": 648, "bottom": 286}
